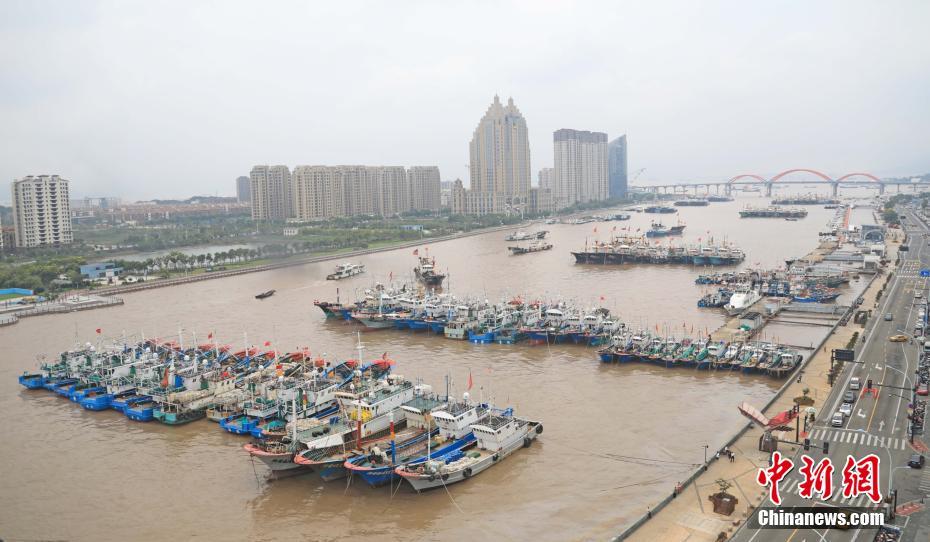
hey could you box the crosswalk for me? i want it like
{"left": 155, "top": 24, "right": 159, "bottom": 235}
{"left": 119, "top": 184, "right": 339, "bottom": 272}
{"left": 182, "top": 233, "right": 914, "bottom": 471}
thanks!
{"left": 777, "top": 477, "right": 880, "bottom": 508}
{"left": 920, "top": 469, "right": 930, "bottom": 495}
{"left": 807, "top": 429, "right": 910, "bottom": 450}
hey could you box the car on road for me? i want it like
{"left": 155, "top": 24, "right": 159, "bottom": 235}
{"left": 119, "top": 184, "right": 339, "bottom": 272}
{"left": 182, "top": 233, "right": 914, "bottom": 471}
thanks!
{"left": 884, "top": 313, "right": 894, "bottom": 321}
{"left": 838, "top": 403, "right": 853, "bottom": 417}
{"left": 831, "top": 412, "right": 845, "bottom": 427}
{"left": 850, "top": 377, "right": 861, "bottom": 390}
{"left": 917, "top": 292, "right": 923, "bottom": 299}
{"left": 843, "top": 390, "right": 857, "bottom": 403}
{"left": 889, "top": 334, "right": 909, "bottom": 342}
{"left": 918, "top": 383, "right": 929, "bottom": 396}
{"left": 908, "top": 454, "right": 925, "bottom": 469}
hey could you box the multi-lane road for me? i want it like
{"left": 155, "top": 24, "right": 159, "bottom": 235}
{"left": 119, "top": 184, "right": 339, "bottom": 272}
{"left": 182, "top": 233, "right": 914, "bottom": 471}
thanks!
{"left": 736, "top": 208, "right": 930, "bottom": 542}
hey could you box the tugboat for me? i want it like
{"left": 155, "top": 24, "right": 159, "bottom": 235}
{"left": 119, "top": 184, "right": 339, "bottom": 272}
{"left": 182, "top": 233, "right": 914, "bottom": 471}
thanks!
{"left": 326, "top": 263, "right": 365, "bottom": 280}
{"left": 255, "top": 290, "right": 276, "bottom": 300}
{"left": 413, "top": 256, "right": 445, "bottom": 288}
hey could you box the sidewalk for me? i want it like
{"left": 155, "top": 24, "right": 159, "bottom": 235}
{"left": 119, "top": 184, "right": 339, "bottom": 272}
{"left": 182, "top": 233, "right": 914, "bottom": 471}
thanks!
{"left": 626, "top": 231, "right": 904, "bottom": 542}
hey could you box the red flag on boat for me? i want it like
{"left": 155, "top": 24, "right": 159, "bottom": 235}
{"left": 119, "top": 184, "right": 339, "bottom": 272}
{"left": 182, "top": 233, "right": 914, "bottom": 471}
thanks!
{"left": 599, "top": 295, "right": 605, "bottom": 301}
{"left": 161, "top": 366, "right": 169, "bottom": 388}
{"left": 413, "top": 249, "right": 419, "bottom": 256}
{"left": 389, "top": 271, "right": 393, "bottom": 281}
{"left": 264, "top": 340, "right": 271, "bottom": 346}
{"left": 208, "top": 332, "right": 213, "bottom": 339}
{"left": 95, "top": 328, "right": 102, "bottom": 334}
{"left": 467, "top": 370, "right": 473, "bottom": 391}
{"left": 593, "top": 226, "right": 598, "bottom": 233}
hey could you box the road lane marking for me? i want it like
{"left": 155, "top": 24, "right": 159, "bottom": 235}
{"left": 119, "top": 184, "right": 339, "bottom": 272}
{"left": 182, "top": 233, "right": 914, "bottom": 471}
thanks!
{"left": 865, "top": 365, "right": 886, "bottom": 431}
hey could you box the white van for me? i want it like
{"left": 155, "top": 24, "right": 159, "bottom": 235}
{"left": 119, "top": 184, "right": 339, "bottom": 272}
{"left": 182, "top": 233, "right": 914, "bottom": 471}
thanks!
{"left": 850, "top": 377, "right": 861, "bottom": 391}
{"left": 924, "top": 341, "right": 930, "bottom": 353}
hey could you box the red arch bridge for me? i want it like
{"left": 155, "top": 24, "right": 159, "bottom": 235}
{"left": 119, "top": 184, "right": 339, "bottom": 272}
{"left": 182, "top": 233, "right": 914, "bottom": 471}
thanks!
{"left": 636, "top": 169, "right": 921, "bottom": 197}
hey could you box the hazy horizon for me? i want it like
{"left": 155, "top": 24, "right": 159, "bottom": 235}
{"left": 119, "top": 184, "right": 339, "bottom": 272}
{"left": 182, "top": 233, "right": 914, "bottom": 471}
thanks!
{"left": 2, "top": 1, "right": 929, "bottom": 202}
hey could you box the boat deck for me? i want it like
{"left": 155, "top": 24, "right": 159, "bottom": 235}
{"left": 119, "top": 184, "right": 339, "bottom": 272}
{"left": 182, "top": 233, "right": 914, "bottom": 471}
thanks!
{"left": 402, "top": 395, "right": 445, "bottom": 413}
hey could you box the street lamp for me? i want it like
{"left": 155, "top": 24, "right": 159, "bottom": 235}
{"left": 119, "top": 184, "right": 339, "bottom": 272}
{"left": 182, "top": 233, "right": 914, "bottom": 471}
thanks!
{"left": 702, "top": 444, "right": 709, "bottom": 464}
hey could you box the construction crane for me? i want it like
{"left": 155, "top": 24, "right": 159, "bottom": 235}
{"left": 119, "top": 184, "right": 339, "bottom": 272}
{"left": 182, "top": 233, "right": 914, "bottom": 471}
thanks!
{"left": 630, "top": 168, "right": 646, "bottom": 184}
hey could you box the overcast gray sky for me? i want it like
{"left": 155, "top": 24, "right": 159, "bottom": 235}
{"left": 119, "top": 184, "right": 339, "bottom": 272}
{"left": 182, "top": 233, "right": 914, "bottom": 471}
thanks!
{"left": 2, "top": 0, "right": 928, "bottom": 201}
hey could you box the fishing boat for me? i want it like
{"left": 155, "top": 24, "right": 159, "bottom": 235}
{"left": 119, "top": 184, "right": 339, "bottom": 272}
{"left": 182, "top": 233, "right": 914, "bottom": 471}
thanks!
{"left": 255, "top": 290, "right": 276, "bottom": 300}
{"left": 504, "top": 230, "right": 548, "bottom": 241}
{"left": 724, "top": 285, "right": 762, "bottom": 315}
{"left": 413, "top": 256, "right": 445, "bottom": 288}
{"left": 508, "top": 241, "right": 553, "bottom": 255}
{"left": 395, "top": 408, "right": 543, "bottom": 492}
{"left": 17, "top": 373, "right": 46, "bottom": 389}
{"left": 313, "top": 300, "right": 353, "bottom": 320}
{"left": 792, "top": 288, "right": 840, "bottom": 303}
{"left": 697, "top": 288, "right": 732, "bottom": 308}
{"left": 125, "top": 397, "right": 157, "bottom": 421}
{"left": 326, "top": 263, "right": 366, "bottom": 280}
{"left": 344, "top": 393, "right": 484, "bottom": 487}
{"left": 643, "top": 205, "right": 677, "bottom": 214}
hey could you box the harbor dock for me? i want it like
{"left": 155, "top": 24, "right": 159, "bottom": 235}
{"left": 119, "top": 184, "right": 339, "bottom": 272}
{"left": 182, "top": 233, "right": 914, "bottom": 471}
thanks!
{"left": 617, "top": 227, "right": 902, "bottom": 542}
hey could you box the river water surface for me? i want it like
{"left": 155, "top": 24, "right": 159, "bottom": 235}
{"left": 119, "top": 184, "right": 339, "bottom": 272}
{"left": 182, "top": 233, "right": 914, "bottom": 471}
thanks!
{"left": 0, "top": 191, "right": 880, "bottom": 541}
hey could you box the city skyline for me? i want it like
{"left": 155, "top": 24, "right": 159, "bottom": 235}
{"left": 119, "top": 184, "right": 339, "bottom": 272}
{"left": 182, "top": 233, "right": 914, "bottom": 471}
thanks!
{"left": 1, "top": 2, "right": 929, "bottom": 202}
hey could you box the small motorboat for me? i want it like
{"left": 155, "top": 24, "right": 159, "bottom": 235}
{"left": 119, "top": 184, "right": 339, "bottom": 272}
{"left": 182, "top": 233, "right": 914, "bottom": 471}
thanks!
{"left": 255, "top": 290, "right": 276, "bottom": 300}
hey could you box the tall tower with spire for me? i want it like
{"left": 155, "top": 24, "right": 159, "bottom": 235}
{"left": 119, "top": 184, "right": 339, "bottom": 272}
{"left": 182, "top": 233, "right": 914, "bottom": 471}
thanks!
{"left": 467, "top": 95, "right": 531, "bottom": 213}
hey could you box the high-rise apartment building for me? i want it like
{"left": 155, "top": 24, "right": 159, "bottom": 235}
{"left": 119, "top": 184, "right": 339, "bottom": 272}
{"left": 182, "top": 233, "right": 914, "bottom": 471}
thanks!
{"left": 288, "top": 165, "right": 439, "bottom": 221}
{"left": 538, "top": 168, "right": 554, "bottom": 190}
{"left": 408, "top": 166, "right": 441, "bottom": 212}
{"left": 553, "top": 129, "right": 608, "bottom": 208}
{"left": 608, "top": 135, "right": 628, "bottom": 198}
{"left": 459, "top": 95, "right": 531, "bottom": 214}
{"left": 10, "top": 175, "right": 73, "bottom": 248}
{"left": 236, "top": 176, "right": 251, "bottom": 203}
{"left": 250, "top": 165, "right": 292, "bottom": 220}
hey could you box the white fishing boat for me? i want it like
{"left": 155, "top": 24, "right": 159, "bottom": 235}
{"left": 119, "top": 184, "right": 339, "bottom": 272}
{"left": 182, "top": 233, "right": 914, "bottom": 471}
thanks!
{"left": 724, "top": 285, "right": 762, "bottom": 315}
{"left": 326, "top": 262, "right": 365, "bottom": 280}
{"left": 395, "top": 404, "right": 542, "bottom": 492}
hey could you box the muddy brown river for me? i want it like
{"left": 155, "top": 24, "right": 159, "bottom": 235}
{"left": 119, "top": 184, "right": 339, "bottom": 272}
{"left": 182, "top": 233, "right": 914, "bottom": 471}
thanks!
{"left": 0, "top": 192, "right": 879, "bottom": 540}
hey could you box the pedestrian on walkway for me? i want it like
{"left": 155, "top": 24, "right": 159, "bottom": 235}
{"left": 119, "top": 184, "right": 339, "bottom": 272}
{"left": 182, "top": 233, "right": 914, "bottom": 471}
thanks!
{"left": 715, "top": 451, "right": 720, "bottom": 461}
{"left": 729, "top": 451, "right": 735, "bottom": 463}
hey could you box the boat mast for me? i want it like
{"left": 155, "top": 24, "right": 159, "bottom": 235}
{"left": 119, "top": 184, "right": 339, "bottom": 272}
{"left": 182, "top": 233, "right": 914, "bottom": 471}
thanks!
{"left": 291, "top": 395, "right": 298, "bottom": 443}
{"left": 355, "top": 332, "right": 364, "bottom": 449}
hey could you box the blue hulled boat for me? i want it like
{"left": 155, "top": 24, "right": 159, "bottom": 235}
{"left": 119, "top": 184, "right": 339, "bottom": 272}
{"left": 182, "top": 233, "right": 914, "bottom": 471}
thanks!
{"left": 111, "top": 393, "right": 149, "bottom": 413}
{"left": 125, "top": 398, "right": 156, "bottom": 421}
{"left": 344, "top": 432, "right": 476, "bottom": 487}
{"left": 18, "top": 373, "right": 46, "bottom": 389}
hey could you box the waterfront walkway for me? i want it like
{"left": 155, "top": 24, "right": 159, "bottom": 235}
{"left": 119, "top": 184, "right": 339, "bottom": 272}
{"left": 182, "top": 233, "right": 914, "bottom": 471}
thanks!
{"left": 621, "top": 233, "right": 902, "bottom": 542}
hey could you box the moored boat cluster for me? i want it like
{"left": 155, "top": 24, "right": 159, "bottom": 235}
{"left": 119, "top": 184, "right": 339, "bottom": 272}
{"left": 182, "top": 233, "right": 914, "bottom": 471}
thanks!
{"left": 315, "top": 284, "right": 625, "bottom": 346}
{"left": 597, "top": 334, "right": 803, "bottom": 377}
{"left": 18, "top": 336, "right": 541, "bottom": 491}
{"left": 571, "top": 234, "right": 746, "bottom": 266}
